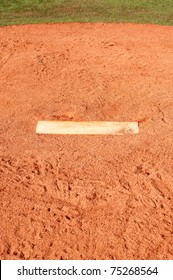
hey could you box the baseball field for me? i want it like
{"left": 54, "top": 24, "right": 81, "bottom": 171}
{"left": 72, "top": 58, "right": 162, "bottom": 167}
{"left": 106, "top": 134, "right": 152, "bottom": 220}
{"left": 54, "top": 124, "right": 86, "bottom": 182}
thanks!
{"left": 0, "top": 1, "right": 173, "bottom": 260}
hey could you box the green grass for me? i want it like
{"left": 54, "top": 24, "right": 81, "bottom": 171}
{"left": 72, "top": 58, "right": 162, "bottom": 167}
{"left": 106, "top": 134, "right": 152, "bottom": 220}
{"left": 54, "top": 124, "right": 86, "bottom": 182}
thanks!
{"left": 0, "top": 0, "right": 173, "bottom": 26}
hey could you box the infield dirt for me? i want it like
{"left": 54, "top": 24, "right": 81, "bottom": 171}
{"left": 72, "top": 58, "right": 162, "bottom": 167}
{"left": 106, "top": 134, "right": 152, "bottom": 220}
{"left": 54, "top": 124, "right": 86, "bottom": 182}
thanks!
{"left": 0, "top": 23, "right": 173, "bottom": 260}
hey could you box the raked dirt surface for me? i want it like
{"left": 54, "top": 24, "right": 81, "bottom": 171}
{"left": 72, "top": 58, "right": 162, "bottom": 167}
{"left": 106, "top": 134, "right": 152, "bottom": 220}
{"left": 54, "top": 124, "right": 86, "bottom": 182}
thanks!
{"left": 0, "top": 23, "right": 173, "bottom": 260}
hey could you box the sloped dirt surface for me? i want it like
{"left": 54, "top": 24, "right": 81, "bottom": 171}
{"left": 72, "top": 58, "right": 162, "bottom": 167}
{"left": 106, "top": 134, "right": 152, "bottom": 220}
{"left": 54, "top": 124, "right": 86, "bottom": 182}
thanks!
{"left": 0, "top": 23, "right": 173, "bottom": 260}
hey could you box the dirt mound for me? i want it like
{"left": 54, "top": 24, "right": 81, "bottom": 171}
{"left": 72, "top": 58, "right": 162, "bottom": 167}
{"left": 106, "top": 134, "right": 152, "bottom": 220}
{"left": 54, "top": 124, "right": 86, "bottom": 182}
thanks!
{"left": 0, "top": 23, "right": 173, "bottom": 259}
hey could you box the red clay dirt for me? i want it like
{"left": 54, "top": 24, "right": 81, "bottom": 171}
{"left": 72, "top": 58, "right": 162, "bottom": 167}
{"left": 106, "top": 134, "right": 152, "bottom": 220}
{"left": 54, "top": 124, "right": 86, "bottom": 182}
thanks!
{"left": 0, "top": 23, "right": 173, "bottom": 260}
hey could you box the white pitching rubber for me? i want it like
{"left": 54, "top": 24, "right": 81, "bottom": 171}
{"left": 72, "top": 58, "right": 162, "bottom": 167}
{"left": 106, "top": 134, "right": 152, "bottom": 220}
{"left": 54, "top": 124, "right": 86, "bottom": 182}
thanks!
{"left": 36, "top": 121, "right": 139, "bottom": 135}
